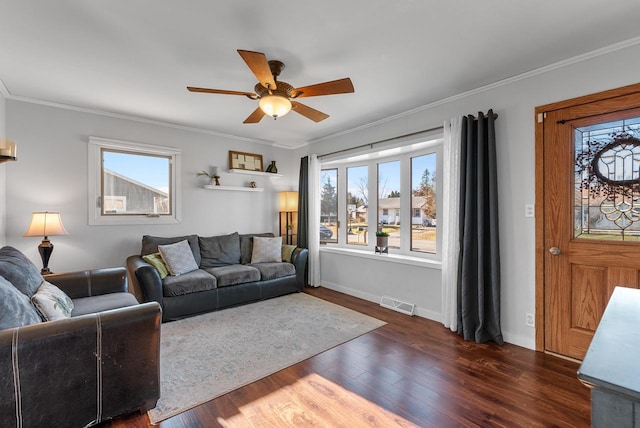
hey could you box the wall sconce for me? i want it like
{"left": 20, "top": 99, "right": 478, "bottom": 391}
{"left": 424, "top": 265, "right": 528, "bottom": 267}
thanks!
{"left": 0, "top": 139, "right": 17, "bottom": 163}
{"left": 24, "top": 211, "right": 69, "bottom": 274}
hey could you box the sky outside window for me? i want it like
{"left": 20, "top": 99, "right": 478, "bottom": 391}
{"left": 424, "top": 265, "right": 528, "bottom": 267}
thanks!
{"left": 103, "top": 151, "right": 170, "bottom": 193}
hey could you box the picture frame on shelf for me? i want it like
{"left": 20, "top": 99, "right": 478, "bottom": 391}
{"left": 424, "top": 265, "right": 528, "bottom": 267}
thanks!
{"left": 228, "top": 150, "right": 263, "bottom": 172}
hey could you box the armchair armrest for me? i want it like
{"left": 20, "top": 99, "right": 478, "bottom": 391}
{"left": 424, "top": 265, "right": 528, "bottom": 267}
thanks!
{"left": 0, "top": 302, "right": 161, "bottom": 427}
{"left": 126, "top": 255, "right": 163, "bottom": 305}
{"left": 291, "top": 247, "right": 309, "bottom": 289}
{"left": 45, "top": 267, "right": 128, "bottom": 299}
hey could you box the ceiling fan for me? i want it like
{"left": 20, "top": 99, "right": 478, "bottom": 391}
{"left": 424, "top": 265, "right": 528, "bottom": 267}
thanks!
{"left": 187, "top": 50, "right": 354, "bottom": 123}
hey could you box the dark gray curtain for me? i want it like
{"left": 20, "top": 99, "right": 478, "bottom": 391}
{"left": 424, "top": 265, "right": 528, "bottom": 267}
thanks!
{"left": 297, "top": 156, "right": 309, "bottom": 249}
{"left": 297, "top": 156, "right": 309, "bottom": 286}
{"left": 457, "top": 110, "right": 504, "bottom": 345}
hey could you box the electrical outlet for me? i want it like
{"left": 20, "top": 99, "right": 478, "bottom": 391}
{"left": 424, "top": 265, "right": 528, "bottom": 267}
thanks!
{"left": 525, "top": 313, "right": 535, "bottom": 327}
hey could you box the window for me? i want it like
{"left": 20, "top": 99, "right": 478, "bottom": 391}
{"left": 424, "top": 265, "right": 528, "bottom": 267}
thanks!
{"left": 347, "top": 165, "right": 368, "bottom": 246}
{"left": 88, "top": 137, "right": 181, "bottom": 225}
{"left": 319, "top": 135, "right": 442, "bottom": 258}
{"left": 411, "top": 153, "right": 437, "bottom": 253}
{"left": 378, "top": 160, "right": 401, "bottom": 249}
{"left": 574, "top": 116, "right": 640, "bottom": 241}
{"left": 320, "top": 169, "right": 338, "bottom": 243}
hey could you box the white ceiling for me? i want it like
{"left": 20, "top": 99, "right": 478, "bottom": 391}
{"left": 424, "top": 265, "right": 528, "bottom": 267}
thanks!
{"left": 2, "top": 1, "right": 640, "bottom": 148}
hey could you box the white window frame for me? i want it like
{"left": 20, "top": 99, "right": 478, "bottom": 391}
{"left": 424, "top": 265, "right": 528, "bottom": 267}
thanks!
{"left": 320, "top": 135, "right": 443, "bottom": 261}
{"left": 88, "top": 136, "right": 182, "bottom": 225}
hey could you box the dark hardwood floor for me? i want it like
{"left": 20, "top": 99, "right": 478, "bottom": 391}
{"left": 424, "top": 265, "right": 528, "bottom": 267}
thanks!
{"left": 104, "top": 287, "right": 590, "bottom": 427}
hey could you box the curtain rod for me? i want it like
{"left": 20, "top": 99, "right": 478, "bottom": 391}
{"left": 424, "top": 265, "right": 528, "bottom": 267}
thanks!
{"left": 318, "top": 113, "right": 498, "bottom": 159}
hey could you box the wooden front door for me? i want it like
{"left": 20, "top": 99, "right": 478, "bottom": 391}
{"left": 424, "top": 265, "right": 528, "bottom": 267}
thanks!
{"left": 536, "top": 83, "right": 640, "bottom": 360}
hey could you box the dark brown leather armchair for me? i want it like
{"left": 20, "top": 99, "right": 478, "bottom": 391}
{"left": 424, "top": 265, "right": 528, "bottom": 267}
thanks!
{"left": 0, "top": 268, "right": 161, "bottom": 428}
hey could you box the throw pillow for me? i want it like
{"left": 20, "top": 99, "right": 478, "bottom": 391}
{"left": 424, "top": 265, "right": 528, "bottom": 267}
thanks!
{"left": 251, "top": 236, "right": 282, "bottom": 263}
{"left": 143, "top": 252, "right": 169, "bottom": 279}
{"left": 239, "top": 233, "right": 274, "bottom": 264}
{"left": 0, "top": 246, "right": 45, "bottom": 298}
{"left": 281, "top": 245, "right": 297, "bottom": 263}
{"left": 141, "top": 234, "right": 202, "bottom": 266}
{"left": 0, "top": 275, "right": 42, "bottom": 329}
{"left": 158, "top": 240, "right": 199, "bottom": 276}
{"left": 31, "top": 281, "right": 75, "bottom": 321}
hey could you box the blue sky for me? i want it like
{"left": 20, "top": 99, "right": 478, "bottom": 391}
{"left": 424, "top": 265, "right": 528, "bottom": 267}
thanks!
{"left": 103, "top": 151, "right": 169, "bottom": 192}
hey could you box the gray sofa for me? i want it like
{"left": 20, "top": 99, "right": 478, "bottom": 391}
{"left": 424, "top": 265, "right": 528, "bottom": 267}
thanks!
{"left": 127, "top": 232, "right": 308, "bottom": 322}
{"left": 0, "top": 246, "right": 161, "bottom": 428}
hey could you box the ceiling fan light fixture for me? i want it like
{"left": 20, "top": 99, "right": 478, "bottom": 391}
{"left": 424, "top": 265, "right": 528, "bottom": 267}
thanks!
{"left": 259, "top": 94, "right": 292, "bottom": 119}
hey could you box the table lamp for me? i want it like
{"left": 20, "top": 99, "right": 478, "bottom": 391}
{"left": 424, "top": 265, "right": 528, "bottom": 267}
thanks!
{"left": 24, "top": 211, "right": 69, "bottom": 274}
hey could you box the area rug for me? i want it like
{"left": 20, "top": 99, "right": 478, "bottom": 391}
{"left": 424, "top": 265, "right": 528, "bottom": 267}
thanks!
{"left": 148, "top": 292, "right": 386, "bottom": 424}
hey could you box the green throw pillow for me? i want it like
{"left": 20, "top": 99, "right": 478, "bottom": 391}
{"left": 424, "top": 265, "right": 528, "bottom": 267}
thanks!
{"left": 143, "top": 252, "right": 169, "bottom": 279}
{"left": 281, "top": 245, "right": 297, "bottom": 263}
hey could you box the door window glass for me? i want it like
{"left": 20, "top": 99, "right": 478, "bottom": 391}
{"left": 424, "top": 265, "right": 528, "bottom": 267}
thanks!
{"left": 575, "top": 116, "right": 640, "bottom": 240}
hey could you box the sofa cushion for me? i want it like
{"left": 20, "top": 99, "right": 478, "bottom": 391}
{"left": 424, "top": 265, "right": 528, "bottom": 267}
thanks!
{"left": 0, "top": 246, "right": 45, "bottom": 299}
{"left": 204, "top": 265, "right": 260, "bottom": 287}
{"left": 199, "top": 232, "right": 241, "bottom": 268}
{"left": 239, "top": 233, "right": 274, "bottom": 264}
{"left": 249, "top": 262, "right": 296, "bottom": 281}
{"left": 71, "top": 292, "right": 139, "bottom": 317}
{"left": 31, "top": 281, "right": 75, "bottom": 321}
{"left": 0, "top": 274, "right": 42, "bottom": 329}
{"left": 162, "top": 269, "right": 217, "bottom": 297}
{"left": 158, "top": 240, "right": 199, "bottom": 276}
{"left": 251, "top": 236, "right": 282, "bottom": 263}
{"left": 141, "top": 235, "right": 201, "bottom": 266}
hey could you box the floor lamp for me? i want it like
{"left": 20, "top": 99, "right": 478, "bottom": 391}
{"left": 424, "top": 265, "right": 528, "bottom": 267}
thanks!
{"left": 24, "top": 211, "right": 69, "bottom": 274}
{"left": 279, "top": 191, "right": 298, "bottom": 245}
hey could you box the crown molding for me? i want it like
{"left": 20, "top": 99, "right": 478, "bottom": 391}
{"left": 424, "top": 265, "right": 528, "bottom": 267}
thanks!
{"left": 309, "top": 35, "right": 640, "bottom": 146}
{"left": 0, "top": 85, "right": 278, "bottom": 147}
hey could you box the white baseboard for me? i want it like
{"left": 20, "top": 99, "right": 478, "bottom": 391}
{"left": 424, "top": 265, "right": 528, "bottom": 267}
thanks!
{"left": 319, "top": 281, "right": 535, "bottom": 351}
{"left": 501, "top": 331, "right": 535, "bottom": 350}
{"left": 320, "top": 281, "right": 442, "bottom": 323}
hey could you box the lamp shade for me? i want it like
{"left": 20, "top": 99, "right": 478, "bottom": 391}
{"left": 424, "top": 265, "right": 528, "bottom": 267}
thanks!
{"left": 279, "top": 191, "right": 298, "bottom": 212}
{"left": 259, "top": 95, "right": 292, "bottom": 118}
{"left": 0, "top": 139, "right": 17, "bottom": 161}
{"left": 24, "top": 212, "right": 69, "bottom": 237}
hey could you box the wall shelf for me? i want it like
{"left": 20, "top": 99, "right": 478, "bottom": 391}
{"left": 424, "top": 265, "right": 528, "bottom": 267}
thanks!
{"left": 228, "top": 168, "right": 282, "bottom": 178}
{"left": 204, "top": 185, "right": 264, "bottom": 192}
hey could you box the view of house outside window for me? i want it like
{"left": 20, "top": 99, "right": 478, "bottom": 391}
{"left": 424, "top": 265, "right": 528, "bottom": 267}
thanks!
{"left": 378, "top": 160, "right": 401, "bottom": 248}
{"left": 102, "top": 150, "right": 171, "bottom": 215}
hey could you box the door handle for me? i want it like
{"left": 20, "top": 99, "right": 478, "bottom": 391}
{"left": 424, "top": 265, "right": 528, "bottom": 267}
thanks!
{"left": 549, "top": 247, "right": 561, "bottom": 256}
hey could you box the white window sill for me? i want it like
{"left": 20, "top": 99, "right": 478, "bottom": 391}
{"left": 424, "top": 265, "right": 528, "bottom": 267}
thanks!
{"left": 320, "top": 246, "right": 442, "bottom": 269}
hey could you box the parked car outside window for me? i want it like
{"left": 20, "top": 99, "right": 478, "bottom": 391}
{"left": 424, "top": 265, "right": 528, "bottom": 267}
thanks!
{"left": 320, "top": 224, "right": 333, "bottom": 239}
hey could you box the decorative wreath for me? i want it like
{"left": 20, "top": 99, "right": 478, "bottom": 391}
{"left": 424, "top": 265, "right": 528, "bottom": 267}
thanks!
{"left": 575, "top": 131, "right": 640, "bottom": 200}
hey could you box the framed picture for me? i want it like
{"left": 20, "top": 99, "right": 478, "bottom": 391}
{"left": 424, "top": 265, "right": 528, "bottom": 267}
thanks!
{"left": 228, "top": 150, "right": 263, "bottom": 172}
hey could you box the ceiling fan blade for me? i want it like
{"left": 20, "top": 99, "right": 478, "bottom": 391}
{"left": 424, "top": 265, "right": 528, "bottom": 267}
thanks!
{"left": 292, "top": 78, "right": 354, "bottom": 98}
{"left": 243, "top": 107, "right": 266, "bottom": 124}
{"left": 291, "top": 101, "right": 329, "bottom": 122}
{"left": 187, "top": 86, "right": 256, "bottom": 97}
{"left": 237, "top": 50, "right": 277, "bottom": 90}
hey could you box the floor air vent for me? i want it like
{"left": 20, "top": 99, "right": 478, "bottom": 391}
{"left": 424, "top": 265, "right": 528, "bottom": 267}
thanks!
{"left": 379, "top": 296, "right": 415, "bottom": 316}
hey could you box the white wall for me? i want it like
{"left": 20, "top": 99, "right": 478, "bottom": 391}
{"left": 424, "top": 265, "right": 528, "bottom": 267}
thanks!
{"left": 0, "top": 92, "right": 6, "bottom": 246}
{"left": 304, "top": 41, "right": 640, "bottom": 349}
{"left": 4, "top": 101, "right": 298, "bottom": 272}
